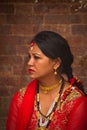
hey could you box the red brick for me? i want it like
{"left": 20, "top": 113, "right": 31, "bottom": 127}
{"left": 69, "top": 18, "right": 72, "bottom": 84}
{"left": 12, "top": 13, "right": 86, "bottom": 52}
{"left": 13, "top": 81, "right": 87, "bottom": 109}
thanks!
{"left": 33, "top": 24, "right": 51, "bottom": 32}
{"left": 7, "top": 14, "right": 30, "bottom": 24}
{"left": 82, "top": 14, "right": 87, "bottom": 24}
{"left": 79, "top": 55, "right": 87, "bottom": 68}
{"left": 33, "top": 3, "right": 48, "bottom": 14}
{"left": 0, "top": 118, "right": 6, "bottom": 129}
{"left": 0, "top": 64, "right": 12, "bottom": 76}
{"left": 45, "top": 14, "right": 82, "bottom": 24}
{"left": 69, "top": 14, "right": 82, "bottom": 23}
{"left": 39, "top": 0, "right": 57, "bottom": 3}
{"left": 80, "top": 77, "right": 87, "bottom": 90}
{"left": 0, "top": 25, "right": 11, "bottom": 35}
{"left": 14, "top": 0, "right": 34, "bottom": 3}
{"left": 0, "top": 0, "right": 33, "bottom": 3}
{"left": 72, "top": 55, "right": 81, "bottom": 66}
{"left": 0, "top": 36, "right": 27, "bottom": 45}
{"left": 38, "top": 0, "right": 71, "bottom": 3}
{"left": 0, "top": 85, "right": 8, "bottom": 96}
{"left": 56, "top": 25, "right": 71, "bottom": 36}
{"left": 0, "top": 76, "right": 21, "bottom": 91}
{"left": 79, "top": 7, "right": 87, "bottom": 13}
{"left": 0, "top": 0, "right": 77, "bottom": 3}
{"left": 13, "top": 66, "right": 24, "bottom": 75}
{"left": 82, "top": 36, "right": 87, "bottom": 43}
{"left": 73, "top": 66, "right": 87, "bottom": 77}
{"left": 11, "top": 24, "right": 34, "bottom": 35}
{"left": 7, "top": 14, "right": 43, "bottom": 24}
{"left": 15, "top": 4, "right": 33, "bottom": 15}
{"left": 31, "top": 15, "right": 43, "bottom": 24}
{"left": 0, "top": 0, "right": 14, "bottom": 2}
{"left": 33, "top": 3, "right": 69, "bottom": 14}
{"left": 0, "top": 4, "right": 14, "bottom": 14}
{"left": 0, "top": 96, "right": 11, "bottom": 107}
{"left": 16, "top": 45, "right": 29, "bottom": 55}
{"left": 72, "top": 25, "right": 87, "bottom": 35}
{"left": 30, "top": 24, "right": 44, "bottom": 34}
{"left": 0, "top": 44, "right": 16, "bottom": 55}
{"left": 20, "top": 74, "right": 31, "bottom": 86}
{"left": 66, "top": 36, "right": 87, "bottom": 47}
{"left": 23, "top": 36, "right": 34, "bottom": 44}
{"left": 13, "top": 63, "right": 29, "bottom": 75}
{"left": 0, "top": 15, "right": 7, "bottom": 24}
{"left": 32, "top": 24, "right": 70, "bottom": 37}
{"left": 71, "top": 46, "right": 87, "bottom": 57}
{"left": 0, "top": 56, "right": 23, "bottom": 66}
{"left": 0, "top": 106, "right": 8, "bottom": 116}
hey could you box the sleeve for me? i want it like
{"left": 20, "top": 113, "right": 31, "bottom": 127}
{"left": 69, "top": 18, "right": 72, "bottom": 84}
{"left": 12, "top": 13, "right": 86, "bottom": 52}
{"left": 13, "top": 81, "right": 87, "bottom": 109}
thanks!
{"left": 67, "top": 96, "right": 87, "bottom": 130}
{"left": 6, "top": 92, "right": 20, "bottom": 130}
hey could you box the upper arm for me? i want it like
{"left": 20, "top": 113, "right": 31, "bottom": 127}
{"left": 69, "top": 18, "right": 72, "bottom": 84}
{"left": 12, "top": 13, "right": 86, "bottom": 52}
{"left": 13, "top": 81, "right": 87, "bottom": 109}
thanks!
{"left": 67, "top": 96, "right": 87, "bottom": 130}
{"left": 6, "top": 92, "right": 20, "bottom": 130}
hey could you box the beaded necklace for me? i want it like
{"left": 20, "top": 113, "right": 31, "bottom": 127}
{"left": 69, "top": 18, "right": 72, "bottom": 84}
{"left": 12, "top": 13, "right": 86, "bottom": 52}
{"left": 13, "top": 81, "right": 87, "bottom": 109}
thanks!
{"left": 36, "top": 77, "right": 64, "bottom": 130}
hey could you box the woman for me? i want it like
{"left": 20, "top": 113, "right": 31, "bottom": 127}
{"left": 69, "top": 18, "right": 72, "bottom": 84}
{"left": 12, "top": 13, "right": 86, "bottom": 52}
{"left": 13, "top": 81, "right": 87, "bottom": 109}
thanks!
{"left": 6, "top": 31, "right": 87, "bottom": 130}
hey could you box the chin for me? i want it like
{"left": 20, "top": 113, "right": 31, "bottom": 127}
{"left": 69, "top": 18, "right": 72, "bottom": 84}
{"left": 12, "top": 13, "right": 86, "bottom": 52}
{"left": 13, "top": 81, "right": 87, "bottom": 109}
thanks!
{"left": 29, "top": 74, "right": 42, "bottom": 81}
{"left": 29, "top": 75, "right": 37, "bottom": 79}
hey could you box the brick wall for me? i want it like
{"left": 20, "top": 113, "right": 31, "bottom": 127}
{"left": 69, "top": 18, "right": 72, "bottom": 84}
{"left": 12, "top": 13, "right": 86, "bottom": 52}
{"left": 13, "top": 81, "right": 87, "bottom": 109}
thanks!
{"left": 0, "top": 0, "right": 87, "bottom": 130}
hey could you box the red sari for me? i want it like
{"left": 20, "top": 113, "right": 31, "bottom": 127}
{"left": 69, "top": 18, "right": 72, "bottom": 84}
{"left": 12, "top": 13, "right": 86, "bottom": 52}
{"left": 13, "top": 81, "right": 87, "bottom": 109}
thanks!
{"left": 6, "top": 80, "right": 87, "bottom": 130}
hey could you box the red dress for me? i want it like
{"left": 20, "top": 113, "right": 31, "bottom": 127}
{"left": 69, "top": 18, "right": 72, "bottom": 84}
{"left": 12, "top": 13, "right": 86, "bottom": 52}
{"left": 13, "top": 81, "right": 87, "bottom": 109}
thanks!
{"left": 6, "top": 80, "right": 87, "bottom": 130}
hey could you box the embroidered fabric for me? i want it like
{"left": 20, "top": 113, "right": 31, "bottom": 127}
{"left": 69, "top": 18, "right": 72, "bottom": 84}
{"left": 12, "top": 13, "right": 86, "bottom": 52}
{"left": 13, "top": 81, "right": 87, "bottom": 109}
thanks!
{"left": 28, "top": 86, "right": 87, "bottom": 130}
{"left": 6, "top": 81, "right": 87, "bottom": 130}
{"left": 39, "top": 99, "right": 56, "bottom": 127}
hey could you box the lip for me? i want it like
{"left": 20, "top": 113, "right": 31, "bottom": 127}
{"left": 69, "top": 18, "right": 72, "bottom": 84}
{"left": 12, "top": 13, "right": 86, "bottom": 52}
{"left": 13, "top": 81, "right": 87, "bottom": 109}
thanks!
{"left": 28, "top": 69, "right": 35, "bottom": 73}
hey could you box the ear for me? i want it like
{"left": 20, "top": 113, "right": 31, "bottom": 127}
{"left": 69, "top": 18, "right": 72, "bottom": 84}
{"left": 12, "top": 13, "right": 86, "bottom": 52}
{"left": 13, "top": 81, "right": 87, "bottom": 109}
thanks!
{"left": 53, "top": 57, "right": 62, "bottom": 70}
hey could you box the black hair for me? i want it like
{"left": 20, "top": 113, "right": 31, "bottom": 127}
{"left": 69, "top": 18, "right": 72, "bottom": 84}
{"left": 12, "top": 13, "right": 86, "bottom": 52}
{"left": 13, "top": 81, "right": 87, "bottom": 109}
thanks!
{"left": 30, "top": 31, "right": 86, "bottom": 95}
{"left": 31, "top": 30, "right": 73, "bottom": 79}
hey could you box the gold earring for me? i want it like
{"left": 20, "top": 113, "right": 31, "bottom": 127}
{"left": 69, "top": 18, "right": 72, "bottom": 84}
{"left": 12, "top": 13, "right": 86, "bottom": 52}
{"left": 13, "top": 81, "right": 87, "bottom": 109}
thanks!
{"left": 54, "top": 69, "right": 57, "bottom": 75}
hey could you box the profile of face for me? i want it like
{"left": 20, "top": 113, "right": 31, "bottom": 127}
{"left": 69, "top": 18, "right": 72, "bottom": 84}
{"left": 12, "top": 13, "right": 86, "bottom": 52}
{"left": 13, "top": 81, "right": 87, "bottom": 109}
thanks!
{"left": 28, "top": 43, "right": 60, "bottom": 80}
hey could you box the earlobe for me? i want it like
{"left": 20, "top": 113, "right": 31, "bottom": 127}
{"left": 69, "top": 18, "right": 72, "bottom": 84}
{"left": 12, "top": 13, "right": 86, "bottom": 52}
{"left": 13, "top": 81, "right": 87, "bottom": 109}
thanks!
{"left": 54, "top": 69, "right": 58, "bottom": 75}
{"left": 54, "top": 57, "right": 61, "bottom": 70}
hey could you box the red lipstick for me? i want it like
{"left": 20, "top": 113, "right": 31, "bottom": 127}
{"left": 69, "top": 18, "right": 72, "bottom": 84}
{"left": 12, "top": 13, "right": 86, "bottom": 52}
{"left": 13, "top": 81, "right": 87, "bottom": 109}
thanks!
{"left": 28, "top": 69, "right": 34, "bottom": 73}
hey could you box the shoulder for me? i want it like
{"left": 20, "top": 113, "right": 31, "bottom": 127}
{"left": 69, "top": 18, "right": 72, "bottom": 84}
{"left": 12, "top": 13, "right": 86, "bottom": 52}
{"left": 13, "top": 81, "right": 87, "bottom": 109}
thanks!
{"left": 61, "top": 83, "right": 86, "bottom": 103}
{"left": 8, "top": 80, "right": 38, "bottom": 114}
{"left": 67, "top": 86, "right": 83, "bottom": 101}
{"left": 69, "top": 86, "right": 85, "bottom": 99}
{"left": 18, "top": 79, "right": 38, "bottom": 101}
{"left": 10, "top": 87, "right": 27, "bottom": 108}
{"left": 59, "top": 84, "right": 87, "bottom": 111}
{"left": 19, "top": 79, "right": 38, "bottom": 97}
{"left": 19, "top": 87, "right": 27, "bottom": 97}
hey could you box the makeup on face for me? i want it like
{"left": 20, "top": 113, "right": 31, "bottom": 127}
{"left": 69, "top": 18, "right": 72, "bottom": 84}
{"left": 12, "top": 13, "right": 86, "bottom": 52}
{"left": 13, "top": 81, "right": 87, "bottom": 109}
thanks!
{"left": 29, "top": 42, "right": 35, "bottom": 51}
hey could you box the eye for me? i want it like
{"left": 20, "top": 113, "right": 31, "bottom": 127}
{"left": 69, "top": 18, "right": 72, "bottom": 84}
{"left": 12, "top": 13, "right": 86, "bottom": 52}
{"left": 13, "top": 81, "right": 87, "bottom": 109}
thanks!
{"left": 34, "top": 55, "right": 40, "bottom": 59}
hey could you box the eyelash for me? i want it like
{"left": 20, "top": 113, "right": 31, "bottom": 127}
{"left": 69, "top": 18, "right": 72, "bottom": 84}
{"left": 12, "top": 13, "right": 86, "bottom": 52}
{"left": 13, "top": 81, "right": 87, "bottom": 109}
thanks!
{"left": 34, "top": 55, "right": 40, "bottom": 59}
{"left": 28, "top": 54, "right": 40, "bottom": 60}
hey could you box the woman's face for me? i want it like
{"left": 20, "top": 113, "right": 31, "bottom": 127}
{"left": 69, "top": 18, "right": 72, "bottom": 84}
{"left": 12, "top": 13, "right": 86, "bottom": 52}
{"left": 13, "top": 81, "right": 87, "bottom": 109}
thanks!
{"left": 28, "top": 43, "right": 59, "bottom": 80}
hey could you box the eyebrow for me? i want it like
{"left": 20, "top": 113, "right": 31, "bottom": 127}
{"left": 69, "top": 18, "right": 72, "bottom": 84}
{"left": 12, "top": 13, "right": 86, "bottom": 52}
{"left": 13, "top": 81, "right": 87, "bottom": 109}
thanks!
{"left": 29, "top": 51, "right": 42, "bottom": 56}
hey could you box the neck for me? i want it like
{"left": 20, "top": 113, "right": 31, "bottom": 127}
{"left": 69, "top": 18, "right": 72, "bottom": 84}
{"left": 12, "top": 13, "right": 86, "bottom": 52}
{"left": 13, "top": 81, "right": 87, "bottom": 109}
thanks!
{"left": 38, "top": 75, "right": 61, "bottom": 87}
{"left": 39, "top": 76, "right": 62, "bottom": 94}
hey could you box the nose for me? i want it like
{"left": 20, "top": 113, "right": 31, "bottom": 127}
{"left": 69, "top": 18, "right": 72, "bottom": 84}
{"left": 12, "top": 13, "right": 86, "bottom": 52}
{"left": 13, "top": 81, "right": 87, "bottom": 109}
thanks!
{"left": 27, "top": 57, "right": 34, "bottom": 66}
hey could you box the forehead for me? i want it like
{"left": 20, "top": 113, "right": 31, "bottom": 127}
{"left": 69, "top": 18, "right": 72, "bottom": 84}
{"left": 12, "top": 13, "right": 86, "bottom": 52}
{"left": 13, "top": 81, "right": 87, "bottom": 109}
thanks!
{"left": 29, "top": 42, "right": 55, "bottom": 62}
{"left": 29, "top": 43, "right": 42, "bottom": 53}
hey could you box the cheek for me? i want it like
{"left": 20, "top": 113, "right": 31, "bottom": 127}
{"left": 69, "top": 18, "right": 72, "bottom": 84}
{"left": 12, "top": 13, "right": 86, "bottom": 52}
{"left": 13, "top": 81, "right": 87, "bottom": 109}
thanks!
{"left": 40, "top": 62, "right": 53, "bottom": 72}
{"left": 40, "top": 61, "right": 50, "bottom": 68}
{"left": 35, "top": 59, "right": 54, "bottom": 72}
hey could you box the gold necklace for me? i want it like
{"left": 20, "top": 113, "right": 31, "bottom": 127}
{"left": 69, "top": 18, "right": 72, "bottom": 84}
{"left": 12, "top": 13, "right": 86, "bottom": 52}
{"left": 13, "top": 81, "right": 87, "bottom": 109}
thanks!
{"left": 36, "top": 77, "right": 64, "bottom": 129}
{"left": 40, "top": 79, "right": 62, "bottom": 94}
{"left": 36, "top": 126, "right": 47, "bottom": 130}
